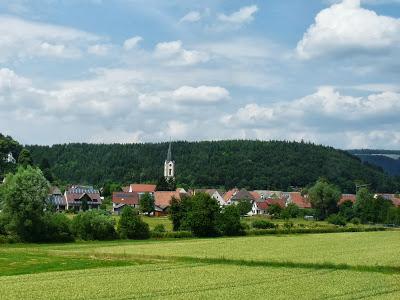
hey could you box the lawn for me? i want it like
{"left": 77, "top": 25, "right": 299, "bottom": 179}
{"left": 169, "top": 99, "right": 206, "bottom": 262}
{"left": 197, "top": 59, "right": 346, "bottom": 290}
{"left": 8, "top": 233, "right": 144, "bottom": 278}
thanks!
{"left": 1, "top": 231, "right": 399, "bottom": 299}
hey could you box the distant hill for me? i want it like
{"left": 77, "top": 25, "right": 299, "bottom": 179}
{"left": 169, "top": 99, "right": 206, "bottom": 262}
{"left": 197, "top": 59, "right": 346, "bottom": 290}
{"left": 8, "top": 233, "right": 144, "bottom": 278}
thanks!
{"left": 348, "top": 150, "right": 400, "bottom": 176}
{"left": 27, "top": 140, "right": 400, "bottom": 193}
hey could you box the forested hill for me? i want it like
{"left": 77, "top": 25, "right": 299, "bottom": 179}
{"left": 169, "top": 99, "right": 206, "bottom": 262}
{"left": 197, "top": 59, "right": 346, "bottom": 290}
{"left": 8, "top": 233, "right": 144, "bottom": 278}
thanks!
{"left": 27, "top": 140, "right": 399, "bottom": 193}
{"left": 348, "top": 150, "right": 400, "bottom": 176}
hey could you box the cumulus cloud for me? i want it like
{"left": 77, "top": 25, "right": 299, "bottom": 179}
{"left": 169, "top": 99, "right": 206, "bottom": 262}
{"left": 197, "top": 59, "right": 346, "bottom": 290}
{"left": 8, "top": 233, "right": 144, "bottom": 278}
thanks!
{"left": 297, "top": 0, "right": 400, "bottom": 59}
{"left": 218, "top": 5, "right": 258, "bottom": 24}
{"left": 0, "top": 15, "right": 99, "bottom": 62}
{"left": 154, "top": 40, "right": 209, "bottom": 66}
{"left": 87, "top": 44, "right": 111, "bottom": 56}
{"left": 123, "top": 36, "right": 143, "bottom": 50}
{"left": 180, "top": 11, "right": 202, "bottom": 23}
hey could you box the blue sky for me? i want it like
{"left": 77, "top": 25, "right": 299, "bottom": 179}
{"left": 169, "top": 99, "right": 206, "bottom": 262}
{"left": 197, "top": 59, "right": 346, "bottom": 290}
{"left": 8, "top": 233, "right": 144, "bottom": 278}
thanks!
{"left": 0, "top": 0, "right": 399, "bottom": 148}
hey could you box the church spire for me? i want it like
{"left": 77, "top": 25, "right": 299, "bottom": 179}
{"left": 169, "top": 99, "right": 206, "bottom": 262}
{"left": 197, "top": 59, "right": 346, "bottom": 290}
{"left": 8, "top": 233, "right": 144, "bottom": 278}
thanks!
{"left": 167, "top": 141, "right": 172, "bottom": 162}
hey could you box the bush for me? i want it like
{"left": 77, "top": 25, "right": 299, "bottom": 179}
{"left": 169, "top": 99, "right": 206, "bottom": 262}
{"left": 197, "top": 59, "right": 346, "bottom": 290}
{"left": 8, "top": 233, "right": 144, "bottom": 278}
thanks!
{"left": 117, "top": 206, "right": 150, "bottom": 240}
{"left": 42, "top": 213, "right": 74, "bottom": 242}
{"left": 252, "top": 219, "right": 276, "bottom": 229}
{"left": 153, "top": 224, "right": 166, "bottom": 233}
{"left": 327, "top": 214, "right": 347, "bottom": 226}
{"left": 241, "top": 221, "right": 250, "bottom": 230}
{"left": 350, "top": 217, "right": 361, "bottom": 225}
{"left": 281, "top": 203, "right": 300, "bottom": 219}
{"left": 219, "top": 205, "right": 244, "bottom": 236}
{"left": 283, "top": 221, "right": 294, "bottom": 230}
{"left": 72, "top": 210, "right": 117, "bottom": 241}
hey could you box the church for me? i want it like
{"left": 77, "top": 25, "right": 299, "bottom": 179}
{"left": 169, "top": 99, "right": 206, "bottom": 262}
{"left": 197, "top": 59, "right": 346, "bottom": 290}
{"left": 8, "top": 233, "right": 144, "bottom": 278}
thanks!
{"left": 164, "top": 142, "right": 175, "bottom": 179}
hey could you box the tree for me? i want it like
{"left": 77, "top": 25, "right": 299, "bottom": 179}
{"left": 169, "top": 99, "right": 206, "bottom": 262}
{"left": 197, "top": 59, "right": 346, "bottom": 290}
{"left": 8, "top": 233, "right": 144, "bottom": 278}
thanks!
{"left": 186, "top": 193, "right": 220, "bottom": 237}
{"left": 17, "top": 149, "right": 33, "bottom": 167}
{"left": 338, "top": 200, "right": 355, "bottom": 221}
{"left": 218, "top": 205, "right": 244, "bottom": 236}
{"left": 81, "top": 197, "right": 89, "bottom": 212}
{"left": 117, "top": 206, "right": 150, "bottom": 239}
{"left": 281, "top": 203, "right": 300, "bottom": 219}
{"left": 354, "top": 188, "right": 375, "bottom": 223}
{"left": 267, "top": 204, "right": 282, "bottom": 218}
{"left": 139, "top": 192, "right": 154, "bottom": 215}
{"left": 102, "top": 182, "right": 122, "bottom": 197}
{"left": 169, "top": 195, "right": 193, "bottom": 231}
{"left": 236, "top": 200, "right": 252, "bottom": 216}
{"left": 39, "top": 158, "right": 54, "bottom": 182}
{"left": 156, "top": 176, "right": 169, "bottom": 191}
{"left": 1, "top": 166, "right": 49, "bottom": 242}
{"left": 308, "top": 180, "right": 341, "bottom": 220}
{"left": 72, "top": 210, "right": 116, "bottom": 240}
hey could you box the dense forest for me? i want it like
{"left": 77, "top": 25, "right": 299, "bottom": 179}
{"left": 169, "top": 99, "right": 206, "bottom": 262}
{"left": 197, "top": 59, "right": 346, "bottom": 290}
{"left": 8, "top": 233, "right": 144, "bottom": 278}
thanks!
{"left": 348, "top": 150, "right": 400, "bottom": 176}
{"left": 27, "top": 140, "right": 400, "bottom": 193}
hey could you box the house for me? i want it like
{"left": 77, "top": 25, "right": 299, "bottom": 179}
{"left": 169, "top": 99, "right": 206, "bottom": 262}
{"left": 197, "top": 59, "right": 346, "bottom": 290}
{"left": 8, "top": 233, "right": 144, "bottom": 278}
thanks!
{"left": 65, "top": 185, "right": 102, "bottom": 211}
{"left": 154, "top": 191, "right": 184, "bottom": 216}
{"left": 285, "top": 192, "right": 311, "bottom": 209}
{"left": 48, "top": 186, "right": 67, "bottom": 211}
{"left": 230, "top": 188, "right": 257, "bottom": 204}
{"left": 129, "top": 184, "right": 157, "bottom": 197}
{"left": 223, "top": 188, "right": 239, "bottom": 205}
{"left": 255, "top": 190, "right": 284, "bottom": 200}
{"left": 5, "top": 152, "right": 16, "bottom": 164}
{"left": 251, "top": 197, "right": 286, "bottom": 215}
{"left": 339, "top": 194, "right": 356, "bottom": 205}
{"left": 375, "top": 193, "right": 400, "bottom": 207}
{"left": 112, "top": 192, "right": 139, "bottom": 215}
{"left": 194, "top": 189, "right": 225, "bottom": 206}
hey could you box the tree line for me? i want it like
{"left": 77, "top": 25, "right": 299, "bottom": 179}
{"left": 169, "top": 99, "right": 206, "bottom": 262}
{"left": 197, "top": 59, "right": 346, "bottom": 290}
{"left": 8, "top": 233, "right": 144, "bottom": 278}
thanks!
{"left": 27, "top": 140, "right": 400, "bottom": 193}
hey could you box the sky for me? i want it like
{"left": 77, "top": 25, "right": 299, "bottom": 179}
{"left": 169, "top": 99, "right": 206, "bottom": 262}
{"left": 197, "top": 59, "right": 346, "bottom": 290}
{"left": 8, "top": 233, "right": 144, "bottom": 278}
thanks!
{"left": 0, "top": 0, "right": 399, "bottom": 149}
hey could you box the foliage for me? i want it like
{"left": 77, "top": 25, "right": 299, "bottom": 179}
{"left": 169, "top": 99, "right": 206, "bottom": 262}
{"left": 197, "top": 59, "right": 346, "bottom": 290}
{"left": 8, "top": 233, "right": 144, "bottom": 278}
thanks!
{"left": 308, "top": 179, "right": 341, "bottom": 220}
{"left": 1, "top": 166, "right": 49, "bottom": 242}
{"left": 72, "top": 210, "right": 116, "bottom": 240}
{"left": 251, "top": 219, "right": 276, "bottom": 229}
{"left": 17, "top": 149, "right": 33, "bottom": 168}
{"left": 27, "top": 140, "right": 400, "bottom": 192}
{"left": 42, "top": 213, "right": 74, "bottom": 242}
{"left": 169, "top": 195, "right": 193, "bottom": 231}
{"left": 0, "top": 133, "right": 22, "bottom": 179}
{"left": 102, "top": 182, "right": 122, "bottom": 197}
{"left": 236, "top": 200, "right": 252, "bottom": 216}
{"left": 281, "top": 203, "right": 300, "bottom": 219}
{"left": 267, "top": 204, "right": 282, "bottom": 218}
{"left": 139, "top": 192, "right": 155, "bottom": 215}
{"left": 153, "top": 224, "right": 166, "bottom": 233}
{"left": 117, "top": 206, "right": 150, "bottom": 239}
{"left": 327, "top": 214, "right": 347, "bottom": 226}
{"left": 338, "top": 200, "right": 355, "bottom": 221}
{"left": 218, "top": 205, "right": 244, "bottom": 236}
{"left": 156, "top": 176, "right": 176, "bottom": 191}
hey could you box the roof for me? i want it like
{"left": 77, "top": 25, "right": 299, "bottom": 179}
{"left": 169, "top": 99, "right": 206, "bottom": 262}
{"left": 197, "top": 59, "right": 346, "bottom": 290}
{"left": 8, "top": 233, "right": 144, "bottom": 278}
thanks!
{"left": 112, "top": 192, "right": 139, "bottom": 206}
{"left": 250, "top": 191, "right": 261, "bottom": 201}
{"left": 49, "top": 194, "right": 66, "bottom": 206}
{"left": 256, "top": 198, "right": 286, "bottom": 210}
{"left": 392, "top": 197, "right": 400, "bottom": 207}
{"left": 65, "top": 186, "right": 101, "bottom": 204}
{"left": 231, "top": 189, "right": 256, "bottom": 202}
{"left": 154, "top": 191, "right": 182, "bottom": 209}
{"left": 288, "top": 192, "right": 311, "bottom": 209}
{"left": 223, "top": 188, "right": 239, "bottom": 202}
{"left": 130, "top": 184, "right": 156, "bottom": 193}
{"left": 49, "top": 186, "right": 62, "bottom": 195}
{"left": 339, "top": 194, "right": 356, "bottom": 205}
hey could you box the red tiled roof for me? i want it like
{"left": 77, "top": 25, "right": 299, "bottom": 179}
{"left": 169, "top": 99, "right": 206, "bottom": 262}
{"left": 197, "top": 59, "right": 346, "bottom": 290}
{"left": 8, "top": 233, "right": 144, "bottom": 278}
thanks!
{"left": 223, "top": 189, "right": 238, "bottom": 202}
{"left": 256, "top": 197, "right": 286, "bottom": 210}
{"left": 288, "top": 192, "right": 311, "bottom": 209}
{"left": 256, "top": 201, "right": 269, "bottom": 210}
{"left": 339, "top": 194, "right": 356, "bottom": 205}
{"left": 130, "top": 184, "right": 156, "bottom": 193}
{"left": 250, "top": 191, "right": 261, "bottom": 200}
{"left": 65, "top": 186, "right": 101, "bottom": 204}
{"left": 112, "top": 192, "right": 139, "bottom": 205}
{"left": 154, "top": 191, "right": 182, "bottom": 209}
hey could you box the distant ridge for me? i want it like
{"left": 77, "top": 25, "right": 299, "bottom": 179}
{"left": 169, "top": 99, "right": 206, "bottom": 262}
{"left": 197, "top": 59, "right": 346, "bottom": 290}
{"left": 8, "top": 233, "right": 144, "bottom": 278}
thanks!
{"left": 27, "top": 140, "right": 400, "bottom": 193}
{"left": 348, "top": 150, "right": 400, "bottom": 176}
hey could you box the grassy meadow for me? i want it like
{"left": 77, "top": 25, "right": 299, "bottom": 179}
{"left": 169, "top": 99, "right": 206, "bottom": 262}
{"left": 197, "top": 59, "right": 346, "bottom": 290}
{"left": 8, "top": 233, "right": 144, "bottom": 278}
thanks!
{"left": 1, "top": 231, "right": 400, "bottom": 299}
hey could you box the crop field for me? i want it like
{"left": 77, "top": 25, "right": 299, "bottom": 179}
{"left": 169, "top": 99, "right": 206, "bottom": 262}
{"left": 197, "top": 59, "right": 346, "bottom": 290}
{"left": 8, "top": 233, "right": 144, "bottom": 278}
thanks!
{"left": 1, "top": 231, "right": 400, "bottom": 299}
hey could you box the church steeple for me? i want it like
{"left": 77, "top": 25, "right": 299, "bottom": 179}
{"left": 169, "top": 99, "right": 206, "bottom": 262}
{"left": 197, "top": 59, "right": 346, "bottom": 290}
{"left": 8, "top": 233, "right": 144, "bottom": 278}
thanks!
{"left": 164, "top": 141, "right": 175, "bottom": 179}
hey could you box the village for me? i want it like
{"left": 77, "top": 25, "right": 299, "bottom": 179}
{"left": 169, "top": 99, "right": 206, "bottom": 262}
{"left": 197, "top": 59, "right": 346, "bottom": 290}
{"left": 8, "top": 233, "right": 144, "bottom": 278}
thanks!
{"left": 47, "top": 143, "right": 400, "bottom": 218}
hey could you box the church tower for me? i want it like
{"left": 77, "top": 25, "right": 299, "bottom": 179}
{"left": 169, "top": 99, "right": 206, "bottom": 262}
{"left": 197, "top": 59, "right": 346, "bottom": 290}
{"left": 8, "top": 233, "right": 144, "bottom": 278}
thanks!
{"left": 164, "top": 142, "right": 175, "bottom": 179}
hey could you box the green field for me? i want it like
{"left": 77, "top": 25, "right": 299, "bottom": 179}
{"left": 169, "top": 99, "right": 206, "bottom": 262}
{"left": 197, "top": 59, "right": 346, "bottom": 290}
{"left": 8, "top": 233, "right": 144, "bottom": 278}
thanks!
{"left": 1, "top": 231, "right": 400, "bottom": 299}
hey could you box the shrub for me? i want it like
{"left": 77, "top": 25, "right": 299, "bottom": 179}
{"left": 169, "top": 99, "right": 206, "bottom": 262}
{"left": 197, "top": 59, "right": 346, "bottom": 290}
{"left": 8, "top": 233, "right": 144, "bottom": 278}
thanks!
{"left": 42, "top": 213, "right": 74, "bottom": 242}
{"left": 282, "top": 203, "right": 300, "bottom": 219}
{"left": 117, "top": 206, "right": 150, "bottom": 240}
{"left": 219, "top": 205, "right": 244, "bottom": 236}
{"left": 283, "top": 221, "right": 294, "bottom": 230}
{"left": 72, "top": 210, "right": 117, "bottom": 240}
{"left": 327, "top": 214, "right": 347, "bottom": 226}
{"left": 241, "top": 221, "right": 250, "bottom": 230}
{"left": 252, "top": 219, "right": 276, "bottom": 229}
{"left": 236, "top": 200, "right": 252, "bottom": 216}
{"left": 153, "top": 224, "right": 166, "bottom": 233}
{"left": 350, "top": 217, "right": 361, "bottom": 225}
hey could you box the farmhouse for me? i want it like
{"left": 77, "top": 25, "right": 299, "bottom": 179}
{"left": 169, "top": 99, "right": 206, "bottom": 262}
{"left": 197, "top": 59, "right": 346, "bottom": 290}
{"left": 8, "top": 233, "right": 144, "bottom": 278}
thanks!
{"left": 112, "top": 192, "right": 139, "bottom": 214}
{"left": 154, "top": 191, "right": 184, "bottom": 216}
{"left": 285, "top": 192, "right": 311, "bottom": 209}
{"left": 65, "top": 185, "right": 102, "bottom": 211}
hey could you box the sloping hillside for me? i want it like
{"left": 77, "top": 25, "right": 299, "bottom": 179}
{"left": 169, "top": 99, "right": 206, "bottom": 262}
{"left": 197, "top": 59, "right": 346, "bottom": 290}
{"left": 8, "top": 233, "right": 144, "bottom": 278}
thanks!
{"left": 27, "top": 140, "right": 400, "bottom": 193}
{"left": 349, "top": 150, "right": 400, "bottom": 176}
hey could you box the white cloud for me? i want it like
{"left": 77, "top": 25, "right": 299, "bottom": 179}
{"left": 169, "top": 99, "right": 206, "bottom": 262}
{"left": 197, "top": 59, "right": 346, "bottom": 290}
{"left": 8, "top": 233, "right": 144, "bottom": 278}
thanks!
{"left": 87, "top": 44, "right": 111, "bottom": 56}
{"left": 123, "top": 36, "right": 143, "bottom": 50}
{"left": 218, "top": 5, "right": 258, "bottom": 24}
{"left": 297, "top": 0, "right": 400, "bottom": 59}
{"left": 154, "top": 40, "right": 209, "bottom": 66}
{"left": 166, "top": 120, "right": 189, "bottom": 138}
{"left": 180, "top": 11, "right": 202, "bottom": 23}
{"left": 0, "top": 15, "right": 99, "bottom": 62}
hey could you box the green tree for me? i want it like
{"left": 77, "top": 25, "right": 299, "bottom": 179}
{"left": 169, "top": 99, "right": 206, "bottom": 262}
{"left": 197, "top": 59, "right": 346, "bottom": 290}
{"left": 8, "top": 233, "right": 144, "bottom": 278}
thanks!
{"left": 308, "top": 180, "right": 341, "bottom": 220}
{"left": 17, "top": 149, "right": 33, "bottom": 167}
{"left": 156, "top": 176, "right": 169, "bottom": 191}
{"left": 139, "top": 192, "right": 154, "bottom": 215}
{"left": 117, "top": 206, "right": 150, "bottom": 239}
{"left": 187, "top": 193, "right": 220, "bottom": 237}
{"left": 72, "top": 210, "right": 116, "bottom": 240}
{"left": 338, "top": 200, "right": 355, "bottom": 221}
{"left": 281, "top": 203, "right": 300, "bottom": 219}
{"left": 354, "top": 188, "right": 375, "bottom": 223}
{"left": 1, "top": 166, "right": 49, "bottom": 242}
{"left": 267, "top": 204, "right": 282, "bottom": 218}
{"left": 236, "top": 200, "right": 252, "bottom": 216}
{"left": 39, "top": 158, "right": 54, "bottom": 182}
{"left": 218, "top": 205, "right": 244, "bottom": 236}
